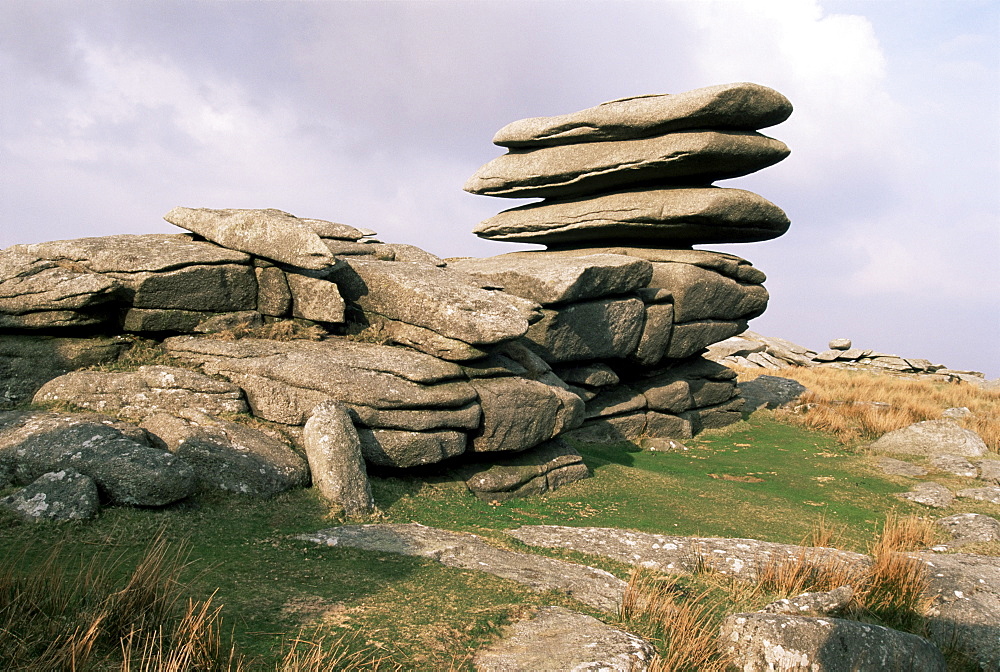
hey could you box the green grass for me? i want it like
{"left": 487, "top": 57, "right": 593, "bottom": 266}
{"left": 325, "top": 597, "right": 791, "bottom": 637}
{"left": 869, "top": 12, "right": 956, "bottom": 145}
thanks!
{"left": 0, "top": 412, "right": 979, "bottom": 669}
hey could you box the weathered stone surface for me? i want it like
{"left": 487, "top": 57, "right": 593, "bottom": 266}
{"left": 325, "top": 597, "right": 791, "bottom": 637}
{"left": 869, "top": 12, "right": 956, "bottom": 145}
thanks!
{"left": 564, "top": 412, "right": 648, "bottom": 444}
{"left": 649, "top": 261, "right": 768, "bottom": 322}
{"left": 942, "top": 406, "right": 972, "bottom": 419}
{"left": 300, "top": 524, "right": 626, "bottom": 613}
{"left": 897, "top": 482, "right": 954, "bottom": 508}
{"left": 976, "top": 460, "right": 1000, "bottom": 484}
{"left": 129, "top": 264, "right": 258, "bottom": 312}
{"left": 351, "top": 314, "right": 489, "bottom": 361}
{"left": 739, "top": 375, "right": 808, "bottom": 412}
{"left": 0, "top": 335, "right": 125, "bottom": 409}
{"left": 447, "top": 254, "right": 652, "bottom": 305}
{"left": 474, "top": 187, "right": 790, "bottom": 246}
{"left": 0, "top": 248, "right": 121, "bottom": 316}
{"left": 470, "top": 376, "right": 582, "bottom": 453}
{"left": 585, "top": 386, "right": 646, "bottom": 419}
{"left": 931, "top": 454, "right": 978, "bottom": 478}
{"left": 348, "top": 403, "right": 481, "bottom": 432}
{"left": 302, "top": 401, "right": 373, "bottom": 515}
{"left": 552, "top": 363, "right": 620, "bottom": 388}
{"left": 357, "top": 427, "right": 466, "bottom": 468}
{"left": 300, "top": 217, "right": 371, "bottom": 241}
{"left": 956, "top": 486, "right": 1000, "bottom": 504}
{"left": 473, "top": 606, "right": 655, "bottom": 672}
{"left": 493, "top": 82, "right": 792, "bottom": 147}
{"left": 0, "top": 411, "right": 196, "bottom": 506}
{"left": 164, "top": 337, "right": 475, "bottom": 425}
{"left": 720, "top": 613, "right": 946, "bottom": 672}
{"left": 191, "top": 311, "right": 263, "bottom": 334}
{"left": 285, "top": 272, "right": 345, "bottom": 323}
{"left": 524, "top": 298, "right": 645, "bottom": 363}
{"left": 371, "top": 242, "right": 446, "bottom": 266}
{"left": 33, "top": 366, "right": 248, "bottom": 420}
{"left": 141, "top": 409, "right": 309, "bottom": 498}
{"left": 0, "top": 469, "right": 100, "bottom": 522}
{"left": 686, "top": 397, "right": 745, "bottom": 431}
{"left": 164, "top": 207, "right": 336, "bottom": 270}
{"left": 12, "top": 233, "right": 249, "bottom": 274}
{"left": 465, "top": 130, "right": 790, "bottom": 199}
{"left": 666, "top": 319, "right": 748, "bottom": 359}
{"left": 330, "top": 258, "right": 537, "bottom": 346}
{"left": 936, "top": 513, "right": 1000, "bottom": 545}
{"left": 464, "top": 438, "right": 589, "bottom": 502}
{"left": 509, "top": 525, "right": 868, "bottom": 580}
{"left": 631, "top": 303, "right": 674, "bottom": 366}
{"left": 254, "top": 265, "right": 292, "bottom": 316}
{"left": 0, "top": 309, "right": 110, "bottom": 329}
{"left": 761, "top": 585, "right": 854, "bottom": 616}
{"left": 870, "top": 420, "right": 988, "bottom": 458}
{"left": 122, "top": 308, "right": 262, "bottom": 334}
{"left": 877, "top": 457, "right": 928, "bottom": 477}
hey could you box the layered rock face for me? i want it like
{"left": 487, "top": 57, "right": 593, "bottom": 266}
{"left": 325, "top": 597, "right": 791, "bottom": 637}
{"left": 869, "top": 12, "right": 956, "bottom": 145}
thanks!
{"left": 460, "top": 82, "right": 791, "bottom": 442}
{"left": 0, "top": 82, "right": 792, "bottom": 507}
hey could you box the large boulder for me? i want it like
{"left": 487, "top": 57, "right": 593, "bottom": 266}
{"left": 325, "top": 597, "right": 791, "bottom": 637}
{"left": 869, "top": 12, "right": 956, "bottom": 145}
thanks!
{"left": 330, "top": 258, "right": 538, "bottom": 347}
{"left": 719, "top": 613, "right": 946, "bottom": 671}
{"left": 464, "top": 130, "right": 789, "bottom": 199}
{"left": 492, "top": 82, "right": 792, "bottom": 147}
{"left": 141, "top": 410, "right": 309, "bottom": 498}
{"left": 648, "top": 261, "right": 768, "bottom": 322}
{"left": 33, "top": 366, "right": 249, "bottom": 420}
{"left": 523, "top": 297, "right": 645, "bottom": 363}
{"left": 357, "top": 427, "right": 467, "bottom": 468}
{"left": 163, "top": 207, "right": 336, "bottom": 270}
{"left": 301, "top": 401, "right": 374, "bottom": 515}
{"left": 0, "top": 469, "right": 101, "bottom": 522}
{"left": 870, "top": 420, "right": 988, "bottom": 458}
{"left": 473, "top": 187, "right": 789, "bottom": 246}
{"left": 0, "top": 411, "right": 196, "bottom": 506}
{"left": 446, "top": 254, "right": 652, "bottom": 305}
{"left": 739, "top": 375, "right": 808, "bottom": 412}
{"left": 470, "top": 376, "right": 583, "bottom": 453}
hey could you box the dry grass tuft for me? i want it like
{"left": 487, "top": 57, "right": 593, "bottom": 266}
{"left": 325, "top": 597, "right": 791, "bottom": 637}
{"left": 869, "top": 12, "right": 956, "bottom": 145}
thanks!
{"left": 734, "top": 365, "right": 1000, "bottom": 452}
{"left": 210, "top": 319, "right": 327, "bottom": 342}
{"left": 620, "top": 570, "right": 730, "bottom": 672}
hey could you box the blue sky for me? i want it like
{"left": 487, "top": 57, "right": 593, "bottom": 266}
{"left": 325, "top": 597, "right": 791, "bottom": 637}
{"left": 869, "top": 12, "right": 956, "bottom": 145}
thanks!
{"left": 2, "top": 0, "right": 998, "bottom": 376}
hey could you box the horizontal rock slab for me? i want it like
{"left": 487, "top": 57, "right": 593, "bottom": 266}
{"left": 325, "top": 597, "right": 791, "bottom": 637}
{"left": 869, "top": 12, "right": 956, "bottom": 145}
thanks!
{"left": 350, "top": 313, "right": 490, "bottom": 361}
{"left": 300, "top": 218, "right": 372, "bottom": 241}
{"left": 896, "top": 481, "right": 954, "bottom": 508}
{"left": 0, "top": 469, "right": 101, "bottom": 522}
{"left": 0, "top": 248, "right": 121, "bottom": 316}
{"left": 649, "top": 261, "right": 768, "bottom": 323}
{"left": 330, "top": 258, "right": 537, "bottom": 347}
{"left": 470, "top": 376, "right": 583, "bottom": 453}
{"left": 357, "top": 427, "right": 466, "bottom": 468}
{"left": 738, "top": 375, "right": 808, "bottom": 412}
{"left": 0, "top": 309, "right": 112, "bottom": 330}
{"left": 446, "top": 254, "right": 652, "bottom": 305}
{"left": 553, "top": 363, "right": 620, "bottom": 388}
{"left": 473, "top": 187, "right": 790, "bottom": 246}
{"left": 870, "top": 420, "right": 988, "bottom": 458}
{"left": 524, "top": 297, "right": 645, "bottom": 363}
{"left": 936, "top": 513, "right": 1000, "bottom": 545}
{"left": 164, "top": 207, "right": 336, "bottom": 270}
{"left": 348, "top": 402, "right": 481, "bottom": 432}
{"left": 121, "top": 308, "right": 262, "bottom": 333}
{"left": 300, "top": 523, "right": 626, "bottom": 613}
{"left": 33, "top": 366, "right": 249, "bottom": 420}
{"left": 877, "top": 457, "right": 929, "bottom": 477}
{"left": 0, "top": 411, "right": 196, "bottom": 506}
{"left": 493, "top": 82, "right": 792, "bottom": 147}
{"left": 667, "top": 319, "right": 748, "bottom": 359}
{"left": 141, "top": 410, "right": 309, "bottom": 498}
{"left": 720, "top": 612, "right": 946, "bottom": 672}
{"left": 463, "top": 438, "right": 589, "bottom": 501}
{"left": 128, "top": 264, "right": 258, "bottom": 312}
{"left": 473, "top": 606, "right": 654, "bottom": 672}
{"left": 464, "top": 130, "right": 789, "bottom": 199}
{"left": 0, "top": 335, "right": 125, "bottom": 410}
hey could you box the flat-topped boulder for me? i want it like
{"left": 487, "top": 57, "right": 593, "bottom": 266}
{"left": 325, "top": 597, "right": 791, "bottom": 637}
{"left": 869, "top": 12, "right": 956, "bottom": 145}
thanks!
{"left": 493, "top": 82, "right": 792, "bottom": 148}
{"left": 472, "top": 186, "right": 789, "bottom": 245}
{"left": 0, "top": 248, "right": 121, "bottom": 322}
{"left": 464, "top": 130, "right": 789, "bottom": 199}
{"left": 164, "top": 207, "right": 337, "bottom": 270}
{"left": 446, "top": 254, "right": 652, "bottom": 305}
{"left": 330, "top": 258, "right": 538, "bottom": 347}
{"left": 649, "top": 261, "right": 768, "bottom": 322}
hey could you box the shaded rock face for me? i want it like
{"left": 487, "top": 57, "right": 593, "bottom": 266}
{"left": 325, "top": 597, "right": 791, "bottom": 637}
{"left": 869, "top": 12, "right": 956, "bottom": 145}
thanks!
{"left": 462, "top": 438, "right": 590, "bottom": 502}
{"left": 0, "top": 469, "right": 100, "bottom": 522}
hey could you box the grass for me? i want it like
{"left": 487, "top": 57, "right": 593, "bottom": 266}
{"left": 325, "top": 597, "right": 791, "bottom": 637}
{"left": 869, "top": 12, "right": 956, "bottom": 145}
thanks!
{"left": 3, "top": 363, "right": 996, "bottom": 668}
{"left": 734, "top": 365, "right": 1000, "bottom": 452}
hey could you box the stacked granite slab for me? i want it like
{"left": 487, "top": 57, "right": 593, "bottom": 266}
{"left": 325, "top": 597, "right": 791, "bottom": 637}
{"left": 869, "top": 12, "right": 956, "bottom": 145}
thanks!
{"left": 461, "top": 83, "right": 793, "bottom": 441}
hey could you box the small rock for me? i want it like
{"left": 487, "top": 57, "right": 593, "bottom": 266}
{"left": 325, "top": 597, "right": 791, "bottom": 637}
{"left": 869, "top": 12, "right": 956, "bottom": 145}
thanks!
{"left": 942, "top": 407, "right": 972, "bottom": 419}
{"left": 463, "top": 438, "right": 589, "bottom": 502}
{"left": 976, "top": 460, "right": 1000, "bottom": 485}
{"left": 636, "top": 436, "right": 688, "bottom": 452}
{"left": 473, "top": 606, "right": 654, "bottom": 672}
{"left": 956, "top": 486, "right": 1000, "bottom": 505}
{"left": 897, "top": 482, "right": 954, "bottom": 508}
{"left": 828, "top": 338, "right": 852, "bottom": 350}
{"left": 877, "top": 457, "right": 928, "bottom": 478}
{"left": 936, "top": 513, "right": 1000, "bottom": 545}
{"left": 761, "top": 585, "right": 854, "bottom": 616}
{"left": 0, "top": 469, "right": 100, "bottom": 522}
{"left": 931, "top": 454, "right": 978, "bottom": 478}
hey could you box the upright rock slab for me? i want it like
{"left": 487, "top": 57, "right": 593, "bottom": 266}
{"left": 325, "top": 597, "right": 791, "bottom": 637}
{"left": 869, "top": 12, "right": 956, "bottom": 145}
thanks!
{"left": 302, "top": 401, "right": 374, "bottom": 516}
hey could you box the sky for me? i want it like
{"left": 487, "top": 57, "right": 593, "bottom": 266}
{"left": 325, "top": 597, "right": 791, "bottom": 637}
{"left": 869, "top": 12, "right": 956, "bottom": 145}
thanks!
{"left": 2, "top": 0, "right": 998, "bottom": 378}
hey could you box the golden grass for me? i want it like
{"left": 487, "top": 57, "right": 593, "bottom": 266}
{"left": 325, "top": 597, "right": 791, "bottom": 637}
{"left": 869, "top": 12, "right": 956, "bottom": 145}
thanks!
{"left": 734, "top": 365, "right": 1000, "bottom": 452}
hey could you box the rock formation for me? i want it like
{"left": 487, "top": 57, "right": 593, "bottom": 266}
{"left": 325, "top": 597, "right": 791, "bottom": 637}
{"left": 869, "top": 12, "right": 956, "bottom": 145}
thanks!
{"left": 0, "top": 82, "right": 796, "bottom": 513}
